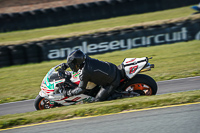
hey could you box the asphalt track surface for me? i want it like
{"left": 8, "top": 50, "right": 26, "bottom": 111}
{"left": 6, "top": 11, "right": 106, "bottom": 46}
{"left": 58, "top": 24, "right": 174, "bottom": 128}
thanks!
{"left": 1, "top": 102, "right": 200, "bottom": 133}
{"left": 0, "top": 76, "right": 200, "bottom": 116}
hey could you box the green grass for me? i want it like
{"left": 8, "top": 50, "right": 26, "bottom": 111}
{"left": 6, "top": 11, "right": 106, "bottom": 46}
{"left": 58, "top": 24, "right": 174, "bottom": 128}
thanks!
{"left": 0, "top": 5, "right": 199, "bottom": 129}
{"left": 1, "top": 90, "right": 200, "bottom": 129}
{"left": 0, "top": 40, "right": 200, "bottom": 103}
{"left": 0, "top": 5, "right": 196, "bottom": 45}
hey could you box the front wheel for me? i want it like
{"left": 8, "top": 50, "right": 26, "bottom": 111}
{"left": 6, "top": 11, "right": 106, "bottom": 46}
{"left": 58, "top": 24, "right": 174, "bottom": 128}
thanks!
{"left": 123, "top": 74, "right": 157, "bottom": 96}
{"left": 34, "top": 95, "right": 51, "bottom": 110}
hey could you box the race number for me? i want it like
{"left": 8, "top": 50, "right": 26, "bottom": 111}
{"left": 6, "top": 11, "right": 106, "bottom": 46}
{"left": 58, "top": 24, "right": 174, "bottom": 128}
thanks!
{"left": 129, "top": 65, "right": 138, "bottom": 74}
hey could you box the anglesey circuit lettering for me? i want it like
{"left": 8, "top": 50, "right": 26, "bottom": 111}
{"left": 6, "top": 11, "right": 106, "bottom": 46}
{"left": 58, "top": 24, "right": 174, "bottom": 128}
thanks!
{"left": 48, "top": 27, "right": 188, "bottom": 59}
{"left": 195, "top": 30, "right": 200, "bottom": 40}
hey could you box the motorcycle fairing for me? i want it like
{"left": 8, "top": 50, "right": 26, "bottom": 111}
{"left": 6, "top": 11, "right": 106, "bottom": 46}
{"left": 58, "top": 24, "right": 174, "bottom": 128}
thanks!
{"left": 55, "top": 94, "right": 94, "bottom": 105}
{"left": 122, "top": 57, "right": 148, "bottom": 79}
{"left": 40, "top": 67, "right": 97, "bottom": 98}
{"left": 40, "top": 67, "right": 65, "bottom": 97}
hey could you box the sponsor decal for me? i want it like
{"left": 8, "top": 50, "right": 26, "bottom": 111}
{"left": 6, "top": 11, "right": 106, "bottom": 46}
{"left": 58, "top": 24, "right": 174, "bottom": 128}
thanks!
{"left": 73, "top": 72, "right": 80, "bottom": 78}
{"left": 126, "top": 58, "right": 136, "bottom": 63}
{"left": 72, "top": 97, "right": 81, "bottom": 101}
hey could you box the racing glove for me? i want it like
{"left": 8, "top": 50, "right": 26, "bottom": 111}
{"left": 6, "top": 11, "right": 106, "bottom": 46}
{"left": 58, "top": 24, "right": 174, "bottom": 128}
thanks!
{"left": 58, "top": 63, "right": 71, "bottom": 79}
{"left": 61, "top": 63, "right": 69, "bottom": 70}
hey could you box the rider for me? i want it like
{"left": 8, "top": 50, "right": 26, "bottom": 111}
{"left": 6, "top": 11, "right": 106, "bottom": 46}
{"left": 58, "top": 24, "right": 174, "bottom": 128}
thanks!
{"left": 59, "top": 49, "right": 122, "bottom": 102}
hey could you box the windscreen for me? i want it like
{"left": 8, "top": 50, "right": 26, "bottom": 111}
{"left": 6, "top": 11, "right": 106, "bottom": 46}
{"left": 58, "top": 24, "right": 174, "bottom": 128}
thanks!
{"left": 48, "top": 72, "right": 60, "bottom": 82}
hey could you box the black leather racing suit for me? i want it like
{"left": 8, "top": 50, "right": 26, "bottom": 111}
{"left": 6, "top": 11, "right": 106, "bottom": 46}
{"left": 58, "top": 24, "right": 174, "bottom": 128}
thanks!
{"left": 69, "top": 55, "right": 121, "bottom": 101}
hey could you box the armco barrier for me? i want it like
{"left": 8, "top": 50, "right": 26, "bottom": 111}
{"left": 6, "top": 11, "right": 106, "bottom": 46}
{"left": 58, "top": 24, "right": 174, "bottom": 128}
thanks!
{"left": 0, "top": 0, "right": 199, "bottom": 32}
{"left": 0, "top": 18, "right": 200, "bottom": 68}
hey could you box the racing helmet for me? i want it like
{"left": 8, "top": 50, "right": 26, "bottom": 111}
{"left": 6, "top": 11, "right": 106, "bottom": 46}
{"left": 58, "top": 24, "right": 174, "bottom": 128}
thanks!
{"left": 67, "top": 49, "right": 86, "bottom": 72}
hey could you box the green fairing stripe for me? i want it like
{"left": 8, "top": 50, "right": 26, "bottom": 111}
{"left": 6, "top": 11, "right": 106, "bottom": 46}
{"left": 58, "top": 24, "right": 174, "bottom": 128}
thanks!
{"left": 73, "top": 71, "right": 80, "bottom": 78}
{"left": 44, "top": 68, "right": 55, "bottom": 90}
{"left": 55, "top": 80, "right": 63, "bottom": 84}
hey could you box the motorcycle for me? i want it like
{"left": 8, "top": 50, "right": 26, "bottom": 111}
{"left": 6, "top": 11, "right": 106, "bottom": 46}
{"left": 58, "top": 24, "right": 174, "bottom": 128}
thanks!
{"left": 34, "top": 57, "right": 157, "bottom": 110}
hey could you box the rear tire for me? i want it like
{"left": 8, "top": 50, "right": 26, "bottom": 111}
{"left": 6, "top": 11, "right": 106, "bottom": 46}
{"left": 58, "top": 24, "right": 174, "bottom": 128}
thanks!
{"left": 123, "top": 74, "right": 157, "bottom": 95}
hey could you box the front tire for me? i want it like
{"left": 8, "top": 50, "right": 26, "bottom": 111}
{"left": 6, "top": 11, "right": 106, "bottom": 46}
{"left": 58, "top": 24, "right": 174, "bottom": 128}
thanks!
{"left": 34, "top": 95, "right": 51, "bottom": 110}
{"left": 123, "top": 74, "right": 157, "bottom": 95}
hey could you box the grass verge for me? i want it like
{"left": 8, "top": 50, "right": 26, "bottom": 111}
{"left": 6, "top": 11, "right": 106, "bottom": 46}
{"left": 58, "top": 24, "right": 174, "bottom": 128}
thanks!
{"left": 0, "top": 5, "right": 197, "bottom": 45}
{"left": 0, "top": 40, "right": 200, "bottom": 103}
{"left": 0, "top": 90, "right": 200, "bottom": 129}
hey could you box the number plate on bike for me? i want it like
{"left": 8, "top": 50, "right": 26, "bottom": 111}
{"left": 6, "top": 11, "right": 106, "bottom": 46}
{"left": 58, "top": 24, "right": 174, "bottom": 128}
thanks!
{"left": 122, "top": 57, "right": 147, "bottom": 79}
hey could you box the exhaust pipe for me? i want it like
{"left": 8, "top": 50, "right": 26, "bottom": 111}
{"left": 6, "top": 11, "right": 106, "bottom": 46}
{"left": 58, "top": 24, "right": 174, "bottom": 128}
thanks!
{"left": 150, "top": 64, "right": 154, "bottom": 68}
{"left": 140, "top": 63, "right": 154, "bottom": 72}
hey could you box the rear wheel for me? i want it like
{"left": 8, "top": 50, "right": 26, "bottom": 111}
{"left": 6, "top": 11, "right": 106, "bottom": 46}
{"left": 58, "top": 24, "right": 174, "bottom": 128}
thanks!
{"left": 123, "top": 74, "right": 157, "bottom": 96}
{"left": 34, "top": 95, "right": 51, "bottom": 110}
